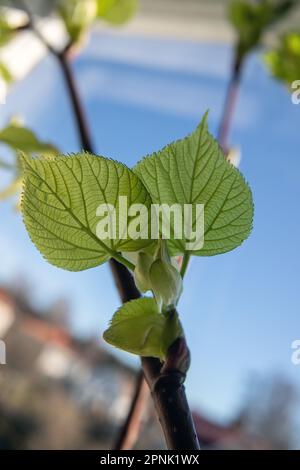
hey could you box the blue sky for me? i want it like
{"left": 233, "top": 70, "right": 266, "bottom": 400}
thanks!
{"left": 0, "top": 31, "right": 300, "bottom": 428}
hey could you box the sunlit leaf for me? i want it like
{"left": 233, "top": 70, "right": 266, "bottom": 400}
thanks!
{"left": 103, "top": 297, "right": 182, "bottom": 360}
{"left": 135, "top": 113, "right": 253, "bottom": 257}
{"left": 21, "top": 153, "right": 152, "bottom": 271}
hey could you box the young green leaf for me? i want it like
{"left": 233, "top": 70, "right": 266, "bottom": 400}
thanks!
{"left": 134, "top": 251, "right": 153, "bottom": 293}
{"left": 97, "top": 0, "right": 138, "bottom": 25}
{"left": 134, "top": 113, "right": 253, "bottom": 257}
{"left": 150, "top": 259, "right": 183, "bottom": 311}
{"left": 103, "top": 297, "right": 182, "bottom": 360}
{"left": 21, "top": 153, "right": 152, "bottom": 271}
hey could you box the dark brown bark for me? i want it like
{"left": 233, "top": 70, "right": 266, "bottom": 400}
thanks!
{"left": 56, "top": 51, "right": 94, "bottom": 154}
{"left": 108, "top": 261, "right": 199, "bottom": 449}
{"left": 142, "top": 337, "right": 199, "bottom": 450}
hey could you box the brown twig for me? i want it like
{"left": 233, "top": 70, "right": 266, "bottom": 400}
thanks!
{"left": 56, "top": 50, "right": 94, "bottom": 153}
{"left": 114, "top": 371, "right": 149, "bottom": 450}
{"left": 218, "top": 53, "right": 243, "bottom": 153}
{"left": 142, "top": 336, "right": 199, "bottom": 450}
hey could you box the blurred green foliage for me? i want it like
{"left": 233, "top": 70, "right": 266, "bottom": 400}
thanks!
{"left": 229, "top": 0, "right": 296, "bottom": 62}
{"left": 58, "top": 0, "right": 138, "bottom": 44}
{"left": 97, "top": 0, "right": 138, "bottom": 25}
{"left": 0, "top": 13, "right": 16, "bottom": 46}
{"left": 264, "top": 31, "right": 300, "bottom": 87}
{"left": 58, "top": 0, "right": 98, "bottom": 43}
{"left": 0, "top": 120, "right": 58, "bottom": 203}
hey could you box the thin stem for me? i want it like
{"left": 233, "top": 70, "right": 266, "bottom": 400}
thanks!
{"left": 56, "top": 52, "right": 94, "bottom": 152}
{"left": 142, "top": 336, "right": 199, "bottom": 450}
{"left": 218, "top": 52, "right": 243, "bottom": 152}
{"left": 17, "top": 1, "right": 93, "bottom": 152}
{"left": 114, "top": 371, "right": 149, "bottom": 450}
{"left": 180, "top": 253, "right": 190, "bottom": 278}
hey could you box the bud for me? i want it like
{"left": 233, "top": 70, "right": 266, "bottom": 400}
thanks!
{"left": 134, "top": 251, "right": 153, "bottom": 293}
{"left": 149, "top": 259, "right": 183, "bottom": 312}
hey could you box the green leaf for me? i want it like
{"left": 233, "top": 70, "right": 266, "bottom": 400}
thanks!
{"left": 264, "top": 31, "right": 300, "bottom": 87}
{"left": 0, "top": 122, "right": 58, "bottom": 156}
{"left": 229, "top": 0, "right": 296, "bottom": 59}
{"left": 97, "top": 0, "right": 138, "bottom": 25}
{"left": 103, "top": 297, "right": 182, "bottom": 359}
{"left": 21, "top": 153, "right": 153, "bottom": 271}
{"left": 58, "top": 0, "right": 97, "bottom": 42}
{"left": 134, "top": 113, "right": 253, "bottom": 257}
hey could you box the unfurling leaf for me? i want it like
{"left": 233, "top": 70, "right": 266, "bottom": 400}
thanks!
{"left": 21, "top": 153, "right": 152, "bottom": 271}
{"left": 134, "top": 113, "right": 253, "bottom": 257}
{"left": 150, "top": 259, "right": 183, "bottom": 312}
{"left": 134, "top": 240, "right": 183, "bottom": 310}
{"left": 97, "top": 0, "right": 138, "bottom": 25}
{"left": 103, "top": 297, "right": 182, "bottom": 360}
{"left": 134, "top": 251, "right": 153, "bottom": 293}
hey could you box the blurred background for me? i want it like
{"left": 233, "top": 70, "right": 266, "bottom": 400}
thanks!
{"left": 0, "top": 0, "right": 300, "bottom": 449}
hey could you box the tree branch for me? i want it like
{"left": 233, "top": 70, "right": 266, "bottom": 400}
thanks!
{"left": 17, "top": 7, "right": 199, "bottom": 450}
{"left": 218, "top": 52, "right": 243, "bottom": 152}
{"left": 142, "top": 336, "right": 199, "bottom": 450}
{"left": 56, "top": 51, "right": 94, "bottom": 153}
